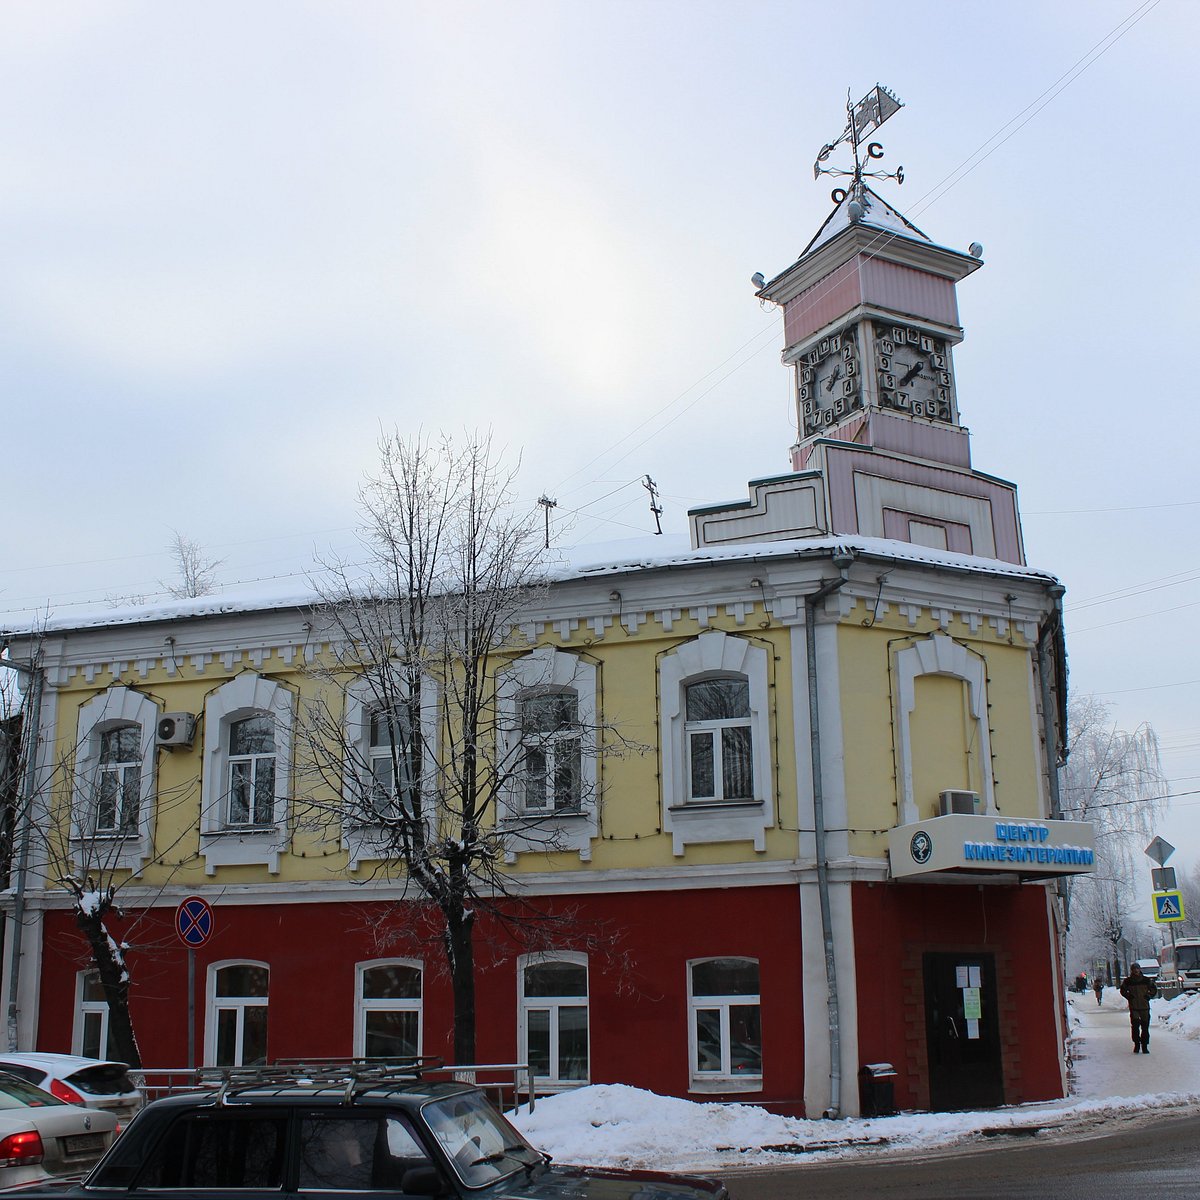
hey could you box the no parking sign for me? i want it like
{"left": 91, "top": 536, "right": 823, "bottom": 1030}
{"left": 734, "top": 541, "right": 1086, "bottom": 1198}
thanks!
{"left": 175, "top": 896, "right": 215, "bottom": 946}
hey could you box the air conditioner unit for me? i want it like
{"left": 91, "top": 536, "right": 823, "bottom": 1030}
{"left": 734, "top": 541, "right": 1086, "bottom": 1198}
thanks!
{"left": 939, "top": 789, "right": 979, "bottom": 816}
{"left": 156, "top": 713, "right": 197, "bottom": 748}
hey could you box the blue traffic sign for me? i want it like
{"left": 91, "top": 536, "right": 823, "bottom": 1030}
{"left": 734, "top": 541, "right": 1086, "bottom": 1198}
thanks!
{"left": 176, "top": 896, "right": 215, "bottom": 947}
{"left": 1153, "top": 890, "right": 1185, "bottom": 923}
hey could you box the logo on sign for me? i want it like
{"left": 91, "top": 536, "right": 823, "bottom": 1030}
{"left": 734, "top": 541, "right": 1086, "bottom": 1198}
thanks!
{"left": 910, "top": 830, "right": 933, "bottom": 865}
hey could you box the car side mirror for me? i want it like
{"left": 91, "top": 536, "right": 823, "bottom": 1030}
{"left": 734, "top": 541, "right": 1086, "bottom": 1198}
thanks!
{"left": 401, "top": 1166, "right": 448, "bottom": 1196}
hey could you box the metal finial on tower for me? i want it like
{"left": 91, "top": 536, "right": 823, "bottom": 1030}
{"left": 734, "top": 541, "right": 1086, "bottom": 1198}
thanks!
{"left": 813, "top": 85, "right": 905, "bottom": 206}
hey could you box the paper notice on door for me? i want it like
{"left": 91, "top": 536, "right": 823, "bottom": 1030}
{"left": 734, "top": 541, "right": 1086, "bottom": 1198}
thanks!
{"left": 969, "top": 966, "right": 982, "bottom": 988}
{"left": 966, "top": 1018, "right": 980, "bottom": 1039}
{"left": 962, "top": 987, "right": 982, "bottom": 1019}
{"left": 956, "top": 966, "right": 970, "bottom": 988}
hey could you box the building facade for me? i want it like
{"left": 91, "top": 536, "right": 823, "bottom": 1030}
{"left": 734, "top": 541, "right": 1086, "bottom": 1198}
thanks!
{"left": 2, "top": 179, "right": 1091, "bottom": 1117}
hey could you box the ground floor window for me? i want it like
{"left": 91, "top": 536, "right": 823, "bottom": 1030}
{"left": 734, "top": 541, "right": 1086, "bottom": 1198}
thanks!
{"left": 209, "top": 962, "right": 269, "bottom": 1066}
{"left": 688, "top": 957, "right": 761, "bottom": 1086}
{"left": 356, "top": 960, "right": 422, "bottom": 1058}
{"left": 518, "top": 954, "right": 588, "bottom": 1086}
{"left": 75, "top": 971, "right": 112, "bottom": 1059}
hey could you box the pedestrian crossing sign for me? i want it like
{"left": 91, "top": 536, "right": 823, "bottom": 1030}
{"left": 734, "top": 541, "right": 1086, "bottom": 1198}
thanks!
{"left": 1153, "top": 890, "right": 1185, "bottom": 923}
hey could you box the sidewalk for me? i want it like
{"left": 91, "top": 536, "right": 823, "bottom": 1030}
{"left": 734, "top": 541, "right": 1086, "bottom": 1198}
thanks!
{"left": 1071, "top": 985, "right": 1200, "bottom": 1100}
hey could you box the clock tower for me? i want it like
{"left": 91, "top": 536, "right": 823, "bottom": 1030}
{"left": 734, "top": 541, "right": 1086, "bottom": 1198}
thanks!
{"left": 690, "top": 87, "right": 1026, "bottom": 567}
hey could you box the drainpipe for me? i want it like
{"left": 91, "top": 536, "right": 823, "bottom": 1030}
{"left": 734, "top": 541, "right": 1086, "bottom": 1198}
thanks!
{"left": 1036, "top": 583, "right": 1067, "bottom": 820}
{"left": 805, "top": 548, "right": 853, "bottom": 1118}
{"left": 0, "top": 652, "right": 42, "bottom": 1053}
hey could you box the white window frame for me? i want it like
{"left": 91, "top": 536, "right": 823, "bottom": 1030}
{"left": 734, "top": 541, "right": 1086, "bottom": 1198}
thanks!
{"left": 353, "top": 958, "right": 423, "bottom": 1059}
{"left": 659, "top": 631, "right": 773, "bottom": 855}
{"left": 343, "top": 674, "right": 439, "bottom": 868}
{"left": 72, "top": 686, "right": 158, "bottom": 870}
{"left": 517, "top": 952, "right": 589, "bottom": 1089}
{"left": 687, "top": 956, "right": 762, "bottom": 1092}
{"left": 683, "top": 676, "right": 754, "bottom": 803}
{"left": 498, "top": 648, "right": 598, "bottom": 863}
{"left": 72, "top": 971, "right": 111, "bottom": 1059}
{"left": 226, "top": 714, "right": 277, "bottom": 827}
{"left": 517, "top": 691, "right": 583, "bottom": 816}
{"left": 201, "top": 674, "right": 294, "bottom": 874}
{"left": 206, "top": 960, "right": 270, "bottom": 1067}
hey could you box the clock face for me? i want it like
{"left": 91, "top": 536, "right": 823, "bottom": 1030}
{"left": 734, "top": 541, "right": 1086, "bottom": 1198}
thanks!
{"left": 796, "top": 327, "right": 862, "bottom": 437}
{"left": 875, "top": 323, "right": 954, "bottom": 421}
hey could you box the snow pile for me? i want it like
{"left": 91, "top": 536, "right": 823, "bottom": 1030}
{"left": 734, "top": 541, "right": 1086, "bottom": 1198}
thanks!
{"left": 1156, "top": 989, "right": 1200, "bottom": 1038}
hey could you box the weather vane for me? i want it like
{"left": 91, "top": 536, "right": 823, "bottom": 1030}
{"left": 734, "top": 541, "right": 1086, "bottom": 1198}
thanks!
{"left": 813, "top": 84, "right": 905, "bottom": 205}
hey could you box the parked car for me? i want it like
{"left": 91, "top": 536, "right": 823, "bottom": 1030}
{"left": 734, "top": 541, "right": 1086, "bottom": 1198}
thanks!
{"left": 17, "top": 1062, "right": 729, "bottom": 1200}
{"left": 0, "top": 1070, "right": 117, "bottom": 1187}
{"left": 0, "top": 1056, "right": 141, "bottom": 1125}
{"left": 1135, "top": 957, "right": 1162, "bottom": 981}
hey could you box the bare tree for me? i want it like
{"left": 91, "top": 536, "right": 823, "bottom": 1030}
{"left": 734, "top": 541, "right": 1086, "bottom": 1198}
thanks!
{"left": 296, "top": 431, "right": 636, "bottom": 1063}
{"left": 162, "top": 532, "right": 224, "bottom": 599}
{"left": 1060, "top": 695, "right": 1169, "bottom": 980}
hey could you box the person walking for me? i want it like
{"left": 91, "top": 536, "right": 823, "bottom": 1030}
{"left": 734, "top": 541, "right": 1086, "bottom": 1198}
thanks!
{"left": 1120, "top": 961, "right": 1158, "bottom": 1053}
{"left": 1093, "top": 976, "right": 1104, "bottom": 1006}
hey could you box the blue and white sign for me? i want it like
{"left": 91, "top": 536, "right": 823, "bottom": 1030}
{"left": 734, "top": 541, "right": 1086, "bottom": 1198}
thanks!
{"left": 1153, "top": 890, "right": 1185, "bottom": 923}
{"left": 889, "top": 813, "right": 1096, "bottom": 879}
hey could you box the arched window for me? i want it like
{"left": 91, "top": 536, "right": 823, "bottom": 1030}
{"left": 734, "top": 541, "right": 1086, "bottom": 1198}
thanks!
{"left": 518, "top": 690, "right": 582, "bottom": 814}
{"left": 74, "top": 971, "right": 111, "bottom": 1059}
{"left": 96, "top": 724, "right": 142, "bottom": 833}
{"left": 354, "top": 961, "right": 422, "bottom": 1058}
{"left": 683, "top": 677, "right": 752, "bottom": 802}
{"left": 208, "top": 962, "right": 269, "bottom": 1066}
{"left": 518, "top": 954, "right": 588, "bottom": 1086}
{"left": 227, "top": 715, "right": 276, "bottom": 826}
{"left": 687, "top": 957, "right": 761, "bottom": 1087}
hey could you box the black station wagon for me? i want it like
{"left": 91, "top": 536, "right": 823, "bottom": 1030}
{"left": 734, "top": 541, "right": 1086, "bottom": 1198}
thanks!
{"left": 39, "top": 1064, "right": 728, "bottom": 1200}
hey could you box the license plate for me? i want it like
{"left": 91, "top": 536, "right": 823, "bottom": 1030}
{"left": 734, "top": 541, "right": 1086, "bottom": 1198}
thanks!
{"left": 64, "top": 1133, "right": 106, "bottom": 1155}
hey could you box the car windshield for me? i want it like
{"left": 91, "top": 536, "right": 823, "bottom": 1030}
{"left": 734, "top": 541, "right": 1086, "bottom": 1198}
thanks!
{"left": 0, "top": 1073, "right": 65, "bottom": 1109}
{"left": 1178, "top": 945, "right": 1200, "bottom": 971}
{"left": 421, "top": 1092, "right": 541, "bottom": 1188}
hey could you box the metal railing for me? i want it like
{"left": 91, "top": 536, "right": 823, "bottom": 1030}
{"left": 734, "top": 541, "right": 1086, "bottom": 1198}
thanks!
{"left": 130, "top": 1060, "right": 536, "bottom": 1112}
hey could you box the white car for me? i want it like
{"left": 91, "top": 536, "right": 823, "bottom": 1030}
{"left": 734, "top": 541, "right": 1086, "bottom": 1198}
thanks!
{"left": 0, "top": 1070, "right": 118, "bottom": 1186}
{"left": 0, "top": 1055, "right": 142, "bottom": 1125}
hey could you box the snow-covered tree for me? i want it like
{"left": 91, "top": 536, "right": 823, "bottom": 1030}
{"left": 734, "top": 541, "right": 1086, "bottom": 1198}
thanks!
{"left": 1060, "top": 695, "right": 1169, "bottom": 979}
{"left": 162, "top": 531, "right": 223, "bottom": 599}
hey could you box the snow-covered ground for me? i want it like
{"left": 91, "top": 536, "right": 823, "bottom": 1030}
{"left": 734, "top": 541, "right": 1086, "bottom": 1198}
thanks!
{"left": 508, "top": 988, "right": 1200, "bottom": 1173}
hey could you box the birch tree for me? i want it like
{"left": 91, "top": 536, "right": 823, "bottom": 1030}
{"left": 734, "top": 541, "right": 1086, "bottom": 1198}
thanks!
{"left": 1060, "top": 695, "right": 1169, "bottom": 977}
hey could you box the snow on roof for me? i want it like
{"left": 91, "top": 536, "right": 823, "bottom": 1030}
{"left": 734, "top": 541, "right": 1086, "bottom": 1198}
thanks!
{"left": 3, "top": 534, "right": 1057, "bottom": 639}
{"left": 800, "top": 183, "right": 933, "bottom": 258}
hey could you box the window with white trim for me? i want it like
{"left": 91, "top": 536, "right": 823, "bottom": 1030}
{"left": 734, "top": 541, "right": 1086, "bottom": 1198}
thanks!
{"left": 684, "top": 677, "right": 753, "bottom": 803}
{"left": 354, "top": 960, "right": 422, "bottom": 1058}
{"left": 659, "top": 631, "right": 773, "bottom": 855}
{"left": 227, "top": 715, "right": 276, "bottom": 826}
{"left": 518, "top": 954, "right": 589, "bottom": 1086}
{"left": 201, "top": 674, "right": 293, "bottom": 873}
{"left": 96, "top": 724, "right": 142, "bottom": 833}
{"left": 74, "top": 971, "right": 112, "bottom": 1059}
{"left": 208, "top": 962, "right": 269, "bottom": 1067}
{"left": 519, "top": 691, "right": 582, "bottom": 814}
{"left": 72, "top": 686, "right": 158, "bottom": 869}
{"left": 688, "top": 957, "right": 761, "bottom": 1088}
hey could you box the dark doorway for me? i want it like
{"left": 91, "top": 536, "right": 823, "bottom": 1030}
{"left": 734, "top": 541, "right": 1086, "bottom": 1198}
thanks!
{"left": 923, "top": 951, "right": 1003, "bottom": 1110}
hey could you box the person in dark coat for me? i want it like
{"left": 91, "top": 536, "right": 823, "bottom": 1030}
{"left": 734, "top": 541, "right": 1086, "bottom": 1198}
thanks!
{"left": 1093, "top": 976, "right": 1104, "bottom": 1005}
{"left": 1120, "top": 962, "right": 1157, "bottom": 1053}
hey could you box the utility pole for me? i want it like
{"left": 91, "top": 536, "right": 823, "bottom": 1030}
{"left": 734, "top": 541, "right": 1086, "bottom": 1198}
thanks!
{"left": 536, "top": 495, "right": 557, "bottom": 549}
{"left": 642, "top": 475, "right": 663, "bottom": 535}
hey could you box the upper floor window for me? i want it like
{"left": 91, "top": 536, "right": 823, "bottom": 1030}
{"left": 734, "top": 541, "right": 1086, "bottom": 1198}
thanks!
{"left": 367, "top": 708, "right": 415, "bottom": 819}
{"left": 72, "top": 686, "right": 158, "bottom": 868}
{"left": 227, "top": 715, "right": 276, "bottom": 826}
{"left": 518, "top": 955, "right": 589, "bottom": 1086}
{"left": 209, "top": 962, "right": 269, "bottom": 1067}
{"left": 684, "top": 678, "right": 752, "bottom": 803}
{"left": 201, "top": 674, "right": 293, "bottom": 872}
{"left": 97, "top": 724, "right": 142, "bottom": 834}
{"left": 519, "top": 691, "right": 582, "bottom": 814}
{"left": 355, "top": 960, "right": 422, "bottom": 1058}
{"left": 688, "top": 957, "right": 761, "bottom": 1088}
{"left": 658, "top": 632, "right": 774, "bottom": 855}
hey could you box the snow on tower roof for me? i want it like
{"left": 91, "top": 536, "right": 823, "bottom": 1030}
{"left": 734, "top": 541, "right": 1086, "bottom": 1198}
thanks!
{"left": 800, "top": 183, "right": 932, "bottom": 258}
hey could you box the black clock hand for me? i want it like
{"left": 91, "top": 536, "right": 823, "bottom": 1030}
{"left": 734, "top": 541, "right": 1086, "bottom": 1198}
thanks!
{"left": 898, "top": 361, "right": 924, "bottom": 387}
{"left": 825, "top": 365, "right": 841, "bottom": 392}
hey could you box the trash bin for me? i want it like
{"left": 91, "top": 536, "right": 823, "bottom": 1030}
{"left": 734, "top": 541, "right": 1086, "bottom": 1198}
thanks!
{"left": 858, "top": 1062, "right": 897, "bottom": 1117}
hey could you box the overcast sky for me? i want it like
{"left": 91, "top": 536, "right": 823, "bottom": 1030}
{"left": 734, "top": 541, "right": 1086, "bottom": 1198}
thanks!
{"left": 2, "top": 1, "right": 1196, "bottom": 884}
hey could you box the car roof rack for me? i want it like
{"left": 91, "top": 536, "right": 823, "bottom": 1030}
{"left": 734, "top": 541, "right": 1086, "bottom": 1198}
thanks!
{"left": 198, "top": 1057, "right": 446, "bottom": 1105}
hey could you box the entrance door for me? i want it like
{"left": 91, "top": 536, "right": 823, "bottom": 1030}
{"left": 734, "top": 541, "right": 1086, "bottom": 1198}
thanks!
{"left": 923, "top": 951, "right": 1004, "bottom": 1110}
